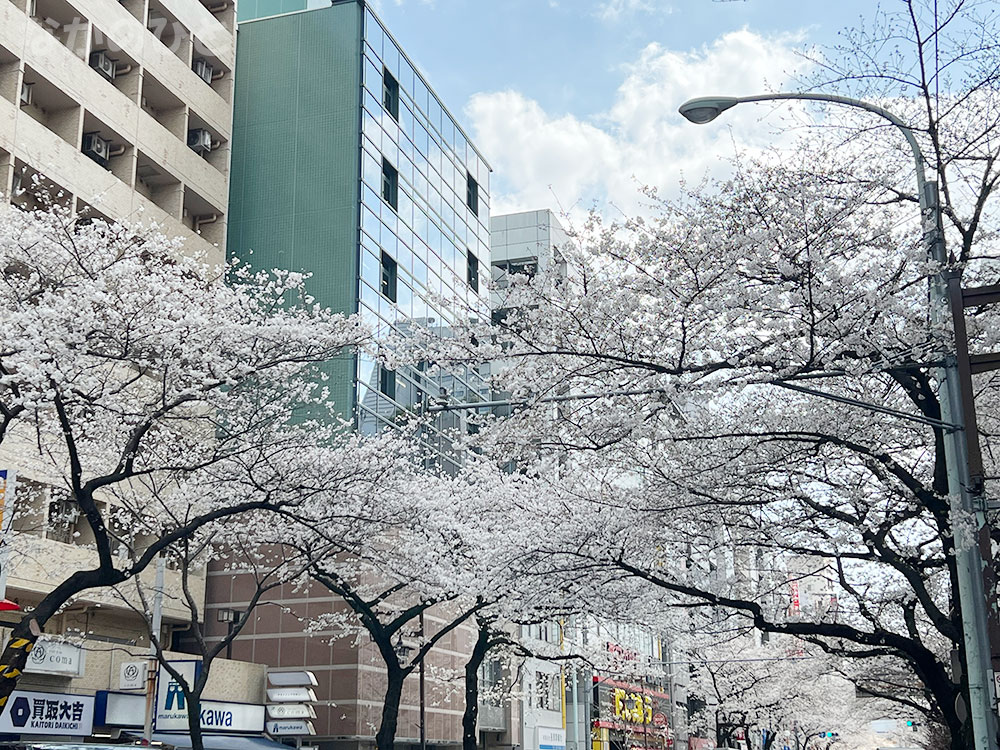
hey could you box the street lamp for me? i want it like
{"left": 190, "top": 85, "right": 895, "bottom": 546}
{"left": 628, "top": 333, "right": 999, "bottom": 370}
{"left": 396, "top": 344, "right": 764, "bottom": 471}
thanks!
{"left": 680, "top": 91, "right": 999, "bottom": 750}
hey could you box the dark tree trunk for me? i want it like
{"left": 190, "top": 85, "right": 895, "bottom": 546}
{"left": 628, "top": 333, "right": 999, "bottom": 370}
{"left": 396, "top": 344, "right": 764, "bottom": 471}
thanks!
{"left": 376, "top": 666, "right": 406, "bottom": 750}
{"left": 0, "top": 620, "right": 36, "bottom": 715}
{"left": 462, "top": 621, "right": 492, "bottom": 750}
{"left": 187, "top": 690, "right": 205, "bottom": 750}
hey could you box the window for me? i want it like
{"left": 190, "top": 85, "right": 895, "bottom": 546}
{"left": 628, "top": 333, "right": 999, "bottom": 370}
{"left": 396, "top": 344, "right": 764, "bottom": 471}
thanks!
{"left": 379, "top": 366, "right": 396, "bottom": 400}
{"left": 498, "top": 259, "right": 537, "bottom": 278}
{"left": 534, "top": 671, "right": 560, "bottom": 710}
{"left": 383, "top": 68, "right": 400, "bottom": 120}
{"left": 381, "top": 158, "right": 398, "bottom": 210}
{"left": 466, "top": 249, "right": 479, "bottom": 292}
{"left": 466, "top": 172, "right": 479, "bottom": 214}
{"left": 380, "top": 251, "right": 397, "bottom": 301}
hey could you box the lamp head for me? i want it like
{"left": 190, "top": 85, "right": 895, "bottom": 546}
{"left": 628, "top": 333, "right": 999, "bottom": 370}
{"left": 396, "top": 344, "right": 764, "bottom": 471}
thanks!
{"left": 678, "top": 97, "right": 740, "bottom": 124}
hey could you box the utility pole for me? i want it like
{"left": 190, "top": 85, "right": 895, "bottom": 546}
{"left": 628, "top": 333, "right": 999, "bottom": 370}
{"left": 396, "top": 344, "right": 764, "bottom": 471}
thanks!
{"left": 946, "top": 273, "right": 1000, "bottom": 702}
{"left": 419, "top": 610, "right": 427, "bottom": 750}
{"left": 143, "top": 555, "right": 166, "bottom": 743}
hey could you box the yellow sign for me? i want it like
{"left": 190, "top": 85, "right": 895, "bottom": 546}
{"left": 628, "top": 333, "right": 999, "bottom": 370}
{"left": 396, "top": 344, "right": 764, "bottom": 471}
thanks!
{"left": 612, "top": 687, "right": 652, "bottom": 725}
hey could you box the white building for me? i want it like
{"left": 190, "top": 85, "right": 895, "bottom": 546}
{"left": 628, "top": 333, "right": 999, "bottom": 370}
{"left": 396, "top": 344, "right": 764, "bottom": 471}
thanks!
{"left": 0, "top": 0, "right": 235, "bottom": 263}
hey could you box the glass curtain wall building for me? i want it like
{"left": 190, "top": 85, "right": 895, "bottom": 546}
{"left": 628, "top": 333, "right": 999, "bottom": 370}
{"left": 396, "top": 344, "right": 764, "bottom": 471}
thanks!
{"left": 229, "top": 0, "right": 491, "bottom": 473}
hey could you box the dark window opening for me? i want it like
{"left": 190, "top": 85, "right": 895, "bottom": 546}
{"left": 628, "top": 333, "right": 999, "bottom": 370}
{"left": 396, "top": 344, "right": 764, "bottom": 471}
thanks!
{"left": 497, "top": 259, "right": 537, "bottom": 278}
{"left": 466, "top": 172, "right": 479, "bottom": 214}
{"left": 380, "top": 251, "right": 397, "bottom": 301}
{"left": 381, "top": 158, "right": 398, "bottom": 210}
{"left": 382, "top": 68, "right": 400, "bottom": 120}
{"left": 379, "top": 367, "right": 396, "bottom": 400}
{"left": 467, "top": 249, "right": 479, "bottom": 292}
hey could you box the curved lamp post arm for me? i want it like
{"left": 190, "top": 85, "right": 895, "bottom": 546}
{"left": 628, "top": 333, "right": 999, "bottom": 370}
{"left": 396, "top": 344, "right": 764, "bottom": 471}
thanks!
{"left": 678, "top": 93, "right": 933, "bottom": 240}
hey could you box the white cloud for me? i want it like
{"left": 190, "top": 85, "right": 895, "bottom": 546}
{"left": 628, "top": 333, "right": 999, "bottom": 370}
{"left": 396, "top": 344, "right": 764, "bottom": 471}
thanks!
{"left": 466, "top": 29, "right": 813, "bottom": 220}
{"left": 595, "top": 0, "right": 663, "bottom": 23}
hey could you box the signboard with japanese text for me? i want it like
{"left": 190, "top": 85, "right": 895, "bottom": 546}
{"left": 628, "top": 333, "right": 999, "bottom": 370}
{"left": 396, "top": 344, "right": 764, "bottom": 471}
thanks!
{"left": 119, "top": 660, "right": 147, "bottom": 690}
{"left": 537, "top": 726, "right": 566, "bottom": 750}
{"left": 24, "top": 637, "right": 85, "bottom": 677}
{"left": 0, "top": 690, "right": 94, "bottom": 734}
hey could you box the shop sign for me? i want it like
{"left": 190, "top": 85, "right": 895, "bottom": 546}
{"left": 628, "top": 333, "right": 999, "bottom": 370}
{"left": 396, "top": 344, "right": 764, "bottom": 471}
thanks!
{"left": 268, "top": 671, "right": 318, "bottom": 687}
{"left": 0, "top": 689, "right": 94, "bottom": 734}
{"left": 267, "top": 703, "right": 316, "bottom": 719}
{"left": 119, "top": 660, "right": 147, "bottom": 690}
{"left": 155, "top": 660, "right": 201, "bottom": 729}
{"left": 537, "top": 726, "right": 566, "bottom": 750}
{"left": 154, "top": 660, "right": 264, "bottom": 732}
{"left": 102, "top": 688, "right": 264, "bottom": 732}
{"left": 24, "top": 637, "right": 85, "bottom": 677}
{"left": 593, "top": 677, "right": 669, "bottom": 730}
{"left": 267, "top": 718, "right": 316, "bottom": 735}
{"left": 267, "top": 686, "right": 317, "bottom": 702}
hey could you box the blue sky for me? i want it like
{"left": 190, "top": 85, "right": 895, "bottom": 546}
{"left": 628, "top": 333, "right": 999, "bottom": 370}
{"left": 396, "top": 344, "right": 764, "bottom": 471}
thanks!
{"left": 369, "top": 0, "right": 884, "bottom": 217}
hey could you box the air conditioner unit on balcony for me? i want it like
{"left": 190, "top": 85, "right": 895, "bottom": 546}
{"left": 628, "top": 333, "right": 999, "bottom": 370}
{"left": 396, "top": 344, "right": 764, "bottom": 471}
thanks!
{"left": 192, "top": 58, "right": 213, "bottom": 84}
{"left": 19, "top": 82, "right": 33, "bottom": 106}
{"left": 82, "top": 132, "right": 111, "bottom": 166}
{"left": 89, "top": 50, "right": 117, "bottom": 81}
{"left": 187, "top": 128, "right": 212, "bottom": 155}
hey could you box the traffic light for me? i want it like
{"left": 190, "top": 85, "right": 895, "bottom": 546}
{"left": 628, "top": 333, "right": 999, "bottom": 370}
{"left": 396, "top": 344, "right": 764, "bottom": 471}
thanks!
{"left": 905, "top": 720, "right": 919, "bottom": 731}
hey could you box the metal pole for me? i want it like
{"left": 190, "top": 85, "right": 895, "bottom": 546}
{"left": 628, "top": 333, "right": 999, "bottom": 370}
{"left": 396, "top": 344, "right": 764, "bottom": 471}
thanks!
{"left": 143, "top": 555, "right": 165, "bottom": 743}
{"left": 420, "top": 610, "right": 427, "bottom": 750}
{"left": 924, "top": 179, "right": 998, "bottom": 749}
{"left": 0, "top": 470, "right": 17, "bottom": 603}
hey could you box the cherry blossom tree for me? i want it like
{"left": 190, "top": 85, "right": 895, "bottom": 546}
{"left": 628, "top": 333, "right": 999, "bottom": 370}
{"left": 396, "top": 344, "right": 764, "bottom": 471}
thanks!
{"left": 393, "top": 3, "right": 1000, "bottom": 748}
{"left": 0, "top": 203, "right": 374, "bottom": 712}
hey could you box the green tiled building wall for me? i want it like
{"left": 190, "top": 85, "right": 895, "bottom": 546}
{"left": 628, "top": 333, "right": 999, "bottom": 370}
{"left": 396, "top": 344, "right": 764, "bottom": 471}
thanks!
{"left": 236, "top": 0, "right": 306, "bottom": 23}
{"left": 228, "top": 2, "right": 362, "bottom": 414}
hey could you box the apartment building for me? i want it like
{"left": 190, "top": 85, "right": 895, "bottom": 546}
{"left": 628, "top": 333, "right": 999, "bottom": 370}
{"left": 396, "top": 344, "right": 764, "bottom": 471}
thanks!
{"left": 0, "top": 0, "right": 250, "bottom": 735}
{"left": 0, "top": 0, "right": 235, "bottom": 263}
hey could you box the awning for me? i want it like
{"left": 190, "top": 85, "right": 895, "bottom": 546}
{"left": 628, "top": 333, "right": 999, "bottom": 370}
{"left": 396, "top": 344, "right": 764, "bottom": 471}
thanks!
{"left": 146, "top": 734, "right": 290, "bottom": 750}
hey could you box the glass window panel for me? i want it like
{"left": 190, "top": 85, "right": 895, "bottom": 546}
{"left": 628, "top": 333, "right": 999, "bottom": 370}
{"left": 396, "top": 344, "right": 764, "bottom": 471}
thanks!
{"left": 429, "top": 97, "right": 443, "bottom": 136}
{"left": 362, "top": 111, "right": 378, "bottom": 148}
{"left": 397, "top": 280, "right": 413, "bottom": 319}
{"left": 362, "top": 206, "right": 380, "bottom": 243}
{"left": 363, "top": 88, "right": 380, "bottom": 118}
{"left": 412, "top": 254, "right": 428, "bottom": 286}
{"left": 427, "top": 247, "right": 441, "bottom": 278}
{"left": 400, "top": 130, "right": 414, "bottom": 162}
{"left": 396, "top": 244, "right": 413, "bottom": 275}
{"left": 362, "top": 149, "right": 379, "bottom": 190}
{"left": 362, "top": 184, "right": 379, "bottom": 213}
{"left": 363, "top": 55, "right": 379, "bottom": 91}
{"left": 360, "top": 279, "right": 379, "bottom": 317}
{"left": 399, "top": 102, "right": 413, "bottom": 138}
{"left": 399, "top": 58, "right": 415, "bottom": 97}
{"left": 364, "top": 10, "right": 383, "bottom": 52}
{"left": 414, "top": 76, "right": 429, "bottom": 116}
{"left": 361, "top": 248, "right": 379, "bottom": 288}
{"left": 415, "top": 122, "right": 428, "bottom": 155}
{"left": 380, "top": 201, "right": 397, "bottom": 231}
{"left": 383, "top": 38, "right": 399, "bottom": 76}
{"left": 397, "top": 224, "right": 414, "bottom": 251}
{"left": 401, "top": 154, "right": 414, "bottom": 187}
